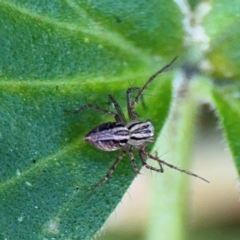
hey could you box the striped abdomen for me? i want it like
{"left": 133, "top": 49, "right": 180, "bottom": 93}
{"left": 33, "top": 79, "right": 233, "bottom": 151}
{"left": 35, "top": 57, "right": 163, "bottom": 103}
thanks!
{"left": 84, "top": 122, "right": 129, "bottom": 151}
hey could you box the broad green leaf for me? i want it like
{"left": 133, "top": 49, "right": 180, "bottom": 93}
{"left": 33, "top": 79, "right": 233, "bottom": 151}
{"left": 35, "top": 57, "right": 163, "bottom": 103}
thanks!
{"left": 0, "top": 0, "right": 183, "bottom": 239}
{"left": 203, "top": 0, "right": 240, "bottom": 78}
{"left": 212, "top": 85, "right": 240, "bottom": 174}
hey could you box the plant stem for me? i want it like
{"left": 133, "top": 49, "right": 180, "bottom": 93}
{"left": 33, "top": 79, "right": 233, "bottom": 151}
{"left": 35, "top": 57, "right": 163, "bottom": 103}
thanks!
{"left": 146, "top": 73, "right": 211, "bottom": 240}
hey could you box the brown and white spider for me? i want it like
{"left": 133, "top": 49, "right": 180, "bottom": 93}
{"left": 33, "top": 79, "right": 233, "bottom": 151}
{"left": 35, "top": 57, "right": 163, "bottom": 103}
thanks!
{"left": 66, "top": 57, "right": 208, "bottom": 198}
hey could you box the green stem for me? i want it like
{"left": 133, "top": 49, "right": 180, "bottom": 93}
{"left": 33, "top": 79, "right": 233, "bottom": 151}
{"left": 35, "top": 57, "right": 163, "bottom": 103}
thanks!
{"left": 146, "top": 74, "right": 212, "bottom": 240}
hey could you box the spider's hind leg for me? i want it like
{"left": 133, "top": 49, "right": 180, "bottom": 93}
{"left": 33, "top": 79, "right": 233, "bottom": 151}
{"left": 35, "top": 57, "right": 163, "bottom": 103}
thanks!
{"left": 87, "top": 150, "right": 127, "bottom": 199}
{"left": 64, "top": 104, "right": 120, "bottom": 122}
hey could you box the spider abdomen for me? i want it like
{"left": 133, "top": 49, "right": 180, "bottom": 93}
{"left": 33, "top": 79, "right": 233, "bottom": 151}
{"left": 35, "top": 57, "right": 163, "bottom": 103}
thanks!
{"left": 84, "top": 122, "right": 129, "bottom": 151}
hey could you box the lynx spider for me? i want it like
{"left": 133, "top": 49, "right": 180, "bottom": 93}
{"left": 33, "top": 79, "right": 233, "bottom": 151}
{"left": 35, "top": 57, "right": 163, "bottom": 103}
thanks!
{"left": 66, "top": 57, "right": 209, "bottom": 198}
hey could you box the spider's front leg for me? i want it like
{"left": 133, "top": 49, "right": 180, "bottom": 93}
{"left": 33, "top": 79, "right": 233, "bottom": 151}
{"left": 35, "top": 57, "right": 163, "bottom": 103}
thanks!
{"left": 126, "top": 87, "right": 140, "bottom": 121}
{"left": 138, "top": 148, "right": 164, "bottom": 173}
{"left": 140, "top": 149, "right": 209, "bottom": 183}
{"left": 130, "top": 56, "right": 178, "bottom": 110}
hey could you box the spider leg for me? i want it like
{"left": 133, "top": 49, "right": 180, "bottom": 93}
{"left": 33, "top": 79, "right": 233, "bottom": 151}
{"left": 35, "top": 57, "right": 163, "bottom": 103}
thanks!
{"left": 139, "top": 150, "right": 163, "bottom": 173}
{"left": 139, "top": 90, "right": 147, "bottom": 110}
{"left": 130, "top": 56, "right": 178, "bottom": 109}
{"left": 127, "top": 87, "right": 147, "bottom": 110}
{"left": 127, "top": 87, "right": 140, "bottom": 121}
{"left": 64, "top": 104, "right": 121, "bottom": 122}
{"left": 140, "top": 149, "right": 209, "bottom": 183}
{"left": 153, "top": 151, "right": 164, "bottom": 172}
{"left": 108, "top": 95, "right": 127, "bottom": 124}
{"left": 128, "top": 148, "right": 141, "bottom": 174}
{"left": 87, "top": 150, "right": 127, "bottom": 199}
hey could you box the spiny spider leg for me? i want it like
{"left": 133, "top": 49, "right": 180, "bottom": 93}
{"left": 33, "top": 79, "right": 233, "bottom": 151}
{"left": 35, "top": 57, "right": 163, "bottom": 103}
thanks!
{"left": 108, "top": 95, "right": 127, "bottom": 124}
{"left": 127, "top": 87, "right": 147, "bottom": 110}
{"left": 87, "top": 150, "right": 127, "bottom": 199}
{"left": 153, "top": 151, "right": 164, "bottom": 172}
{"left": 139, "top": 150, "right": 164, "bottom": 173}
{"left": 127, "top": 87, "right": 141, "bottom": 120}
{"left": 130, "top": 56, "right": 178, "bottom": 110}
{"left": 141, "top": 150, "right": 210, "bottom": 183}
{"left": 64, "top": 104, "right": 121, "bottom": 122}
{"left": 139, "top": 89, "right": 147, "bottom": 110}
{"left": 127, "top": 86, "right": 150, "bottom": 120}
{"left": 128, "top": 148, "right": 141, "bottom": 174}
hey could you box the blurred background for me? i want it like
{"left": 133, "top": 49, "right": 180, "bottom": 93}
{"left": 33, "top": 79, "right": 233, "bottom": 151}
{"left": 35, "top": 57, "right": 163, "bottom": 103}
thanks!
{"left": 96, "top": 103, "right": 240, "bottom": 240}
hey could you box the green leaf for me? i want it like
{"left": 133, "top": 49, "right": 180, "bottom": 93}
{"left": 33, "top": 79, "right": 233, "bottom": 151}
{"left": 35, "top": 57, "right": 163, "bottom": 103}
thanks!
{"left": 0, "top": 0, "right": 182, "bottom": 239}
{"left": 212, "top": 85, "right": 240, "bottom": 174}
{"left": 203, "top": 0, "right": 240, "bottom": 78}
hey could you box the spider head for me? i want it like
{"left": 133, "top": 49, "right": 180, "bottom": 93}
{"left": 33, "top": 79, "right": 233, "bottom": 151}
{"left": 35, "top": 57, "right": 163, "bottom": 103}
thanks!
{"left": 127, "top": 120, "right": 154, "bottom": 146}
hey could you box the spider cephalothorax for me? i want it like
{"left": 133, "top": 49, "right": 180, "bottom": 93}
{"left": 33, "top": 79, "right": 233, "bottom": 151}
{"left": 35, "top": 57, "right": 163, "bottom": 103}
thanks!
{"left": 66, "top": 57, "right": 208, "bottom": 198}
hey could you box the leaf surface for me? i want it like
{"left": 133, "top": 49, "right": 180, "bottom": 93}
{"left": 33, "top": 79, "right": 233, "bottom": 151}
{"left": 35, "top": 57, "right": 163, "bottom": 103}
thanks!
{"left": 0, "top": 0, "right": 182, "bottom": 238}
{"left": 213, "top": 85, "right": 240, "bottom": 174}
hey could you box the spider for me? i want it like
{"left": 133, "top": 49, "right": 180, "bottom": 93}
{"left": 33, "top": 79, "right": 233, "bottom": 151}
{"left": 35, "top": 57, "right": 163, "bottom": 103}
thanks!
{"left": 65, "top": 56, "right": 209, "bottom": 198}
